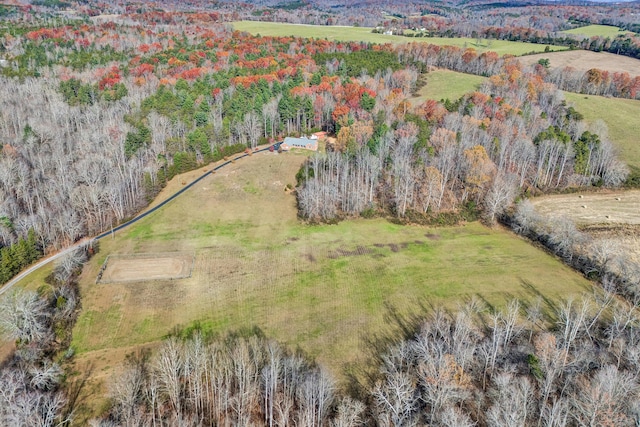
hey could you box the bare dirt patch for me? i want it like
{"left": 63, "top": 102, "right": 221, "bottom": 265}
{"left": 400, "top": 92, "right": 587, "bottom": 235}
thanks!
{"left": 518, "top": 50, "right": 640, "bottom": 77}
{"left": 98, "top": 252, "right": 194, "bottom": 283}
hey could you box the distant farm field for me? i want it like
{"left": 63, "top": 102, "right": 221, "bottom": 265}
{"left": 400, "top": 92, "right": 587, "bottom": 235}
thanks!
{"left": 562, "top": 24, "right": 630, "bottom": 38}
{"left": 411, "top": 69, "right": 486, "bottom": 104}
{"left": 564, "top": 92, "right": 640, "bottom": 168}
{"left": 72, "top": 149, "right": 592, "bottom": 392}
{"left": 518, "top": 50, "right": 640, "bottom": 76}
{"left": 532, "top": 190, "right": 640, "bottom": 264}
{"left": 232, "top": 21, "right": 567, "bottom": 56}
{"left": 532, "top": 190, "right": 640, "bottom": 226}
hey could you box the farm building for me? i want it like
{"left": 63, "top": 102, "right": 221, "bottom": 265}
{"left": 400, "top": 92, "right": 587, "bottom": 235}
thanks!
{"left": 312, "top": 131, "right": 327, "bottom": 140}
{"left": 280, "top": 136, "right": 318, "bottom": 151}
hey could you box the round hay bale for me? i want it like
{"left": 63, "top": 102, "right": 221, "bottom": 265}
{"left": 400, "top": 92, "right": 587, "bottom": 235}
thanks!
{"left": 615, "top": 197, "right": 621, "bottom": 201}
{"left": 581, "top": 205, "right": 587, "bottom": 208}
{"left": 579, "top": 195, "right": 584, "bottom": 198}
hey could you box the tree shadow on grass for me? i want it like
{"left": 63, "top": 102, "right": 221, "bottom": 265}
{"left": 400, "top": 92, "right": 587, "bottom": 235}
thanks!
{"left": 63, "top": 361, "right": 96, "bottom": 425}
{"left": 519, "top": 279, "right": 565, "bottom": 326}
{"left": 341, "top": 299, "right": 433, "bottom": 400}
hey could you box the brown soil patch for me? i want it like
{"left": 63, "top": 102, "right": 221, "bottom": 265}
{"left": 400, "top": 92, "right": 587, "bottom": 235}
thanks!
{"left": 99, "top": 253, "right": 194, "bottom": 283}
{"left": 518, "top": 50, "right": 640, "bottom": 77}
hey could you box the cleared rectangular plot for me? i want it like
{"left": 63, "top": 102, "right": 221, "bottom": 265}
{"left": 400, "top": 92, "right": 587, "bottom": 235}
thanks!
{"left": 98, "top": 253, "right": 194, "bottom": 283}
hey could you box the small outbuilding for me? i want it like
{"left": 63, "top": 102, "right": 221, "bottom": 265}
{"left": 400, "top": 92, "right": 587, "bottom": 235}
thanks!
{"left": 312, "top": 131, "right": 327, "bottom": 140}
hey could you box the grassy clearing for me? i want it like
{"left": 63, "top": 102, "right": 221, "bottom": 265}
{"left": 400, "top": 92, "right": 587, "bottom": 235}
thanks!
{"left": 532, "top": 189, "right": 640, "bottom": 226}
{"left": 564, "top": 92, "right": 640, "bottom": 168}
{"left": 232, "top": 21, "right": 567, "bottom": 56}
{"left": 72, "top": 149, "right": 592, "bottom": 385}
{"left": 562, "top": 24, "right": 629, "bottom": 38}
{"left": 410, "top": 69, "right": 486, "bottom": 105}
{"left": 518, "top": 51, "right": 640, "bottom": 77}
{"left": 532, "top": 189, "right": 640, "bottom": 265}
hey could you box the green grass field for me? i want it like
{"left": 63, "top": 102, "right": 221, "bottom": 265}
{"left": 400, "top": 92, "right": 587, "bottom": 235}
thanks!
{"left": 411, "top": 69, "right": 486, "bottom": 104}
{"left": 71, "top": 150, "right": 592, "bottom": 380}
{"left": 232, "top": 21, "right": 567, "bottom": 56}
{"left": 562, "top": 24, "right": 629, "bottom": 38}
{"left": 564, "top": 92, "right": 640, "bottom": 168}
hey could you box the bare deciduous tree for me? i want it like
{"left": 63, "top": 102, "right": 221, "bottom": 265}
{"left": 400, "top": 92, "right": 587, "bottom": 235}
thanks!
{"left": 0, "top": 290, "right": 51, "bottom": 344}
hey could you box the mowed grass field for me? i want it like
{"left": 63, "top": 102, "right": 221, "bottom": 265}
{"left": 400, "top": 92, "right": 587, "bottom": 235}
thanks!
{"left": 411, "top": 69, "right": 486, "bottom": 104}
{"left": 232, "top": 21, "right": 567, "bottom": 56}
{"left": 518, "top": 50, "right": 640, "bottom": 77}
{"left": 562, "top": 24, "right": 630, "bottom": 38}
{"left": 72, "top": 149, "right": 592, "bottom": 387}
{"left": 532, "top": 189, "right": 640, "bottom": 265}
{"left": 564, "top": 92, "right": 640, "bottom": 168}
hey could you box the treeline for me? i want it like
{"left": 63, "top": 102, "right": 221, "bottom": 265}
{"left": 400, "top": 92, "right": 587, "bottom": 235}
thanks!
{"left": 0, "top": 230, "right": 41, "bottom": 285}
{"left": 297, "top": 60, "right": 627, "bottom": 222}
{"left": 365, "top": 292, "right": 640, "bottom": 426}
{"left": 92, "top": 333, "right": 352, "bottom": 426}
{"left": 94, "top": 287, "right": 640, "bottom": 426}
{"left": 394, "top": 42, "right": 640, "bottom": 101}
{"left": 508, "top": 200, "right": 640, "bottom": 303}
{"left": 0, "top": 244, "right": 92, "bottom": 426}
{"left": 544, "top": 66, "right": 640, "bottom": 100}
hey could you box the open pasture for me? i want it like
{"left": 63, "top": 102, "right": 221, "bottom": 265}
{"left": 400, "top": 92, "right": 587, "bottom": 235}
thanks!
{"left": 532, "top": 190, "right": 640, "bottom": 264}
{"left": 72, "top": 149, "right": 592, "bottom": 385}
{"left": 410, "top": 69, "right": 486, "bottom": 104}
{"left": 232, "top": 21, "right": 567, "bottom": 56}
{"left": 562, "top": 24, "right": 630, "bottom": 38}
{"left": 531, "top": 190, "right": 640, "bottom": 226}
{"left": 518, "top": 50, "right": 640, "bottom": 77}
{"left": 563, "top": 92, "right": 640, "bottom": 168}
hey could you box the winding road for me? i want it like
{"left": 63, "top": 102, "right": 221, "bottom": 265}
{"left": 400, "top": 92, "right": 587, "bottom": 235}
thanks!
{"left": 0, "top": 144, "right": 280, "bottom": 297}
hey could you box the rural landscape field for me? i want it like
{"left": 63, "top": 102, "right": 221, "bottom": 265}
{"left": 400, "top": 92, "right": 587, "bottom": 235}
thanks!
{"left": 1, "top": 0, "right": 640, "bottom": 426}
{"left": 232, "top": 21, "right": 568, "bottom": 55}
{"left": 73, "top": 151, "right": 590, "bottom": 366}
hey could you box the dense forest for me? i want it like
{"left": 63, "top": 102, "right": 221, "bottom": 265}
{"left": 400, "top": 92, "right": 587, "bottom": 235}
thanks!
{"left": 0, "top": 2, "right": 639, "bottom": 425}
{"left": 296, "top": 48, "right": 628, "bottom": 222}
